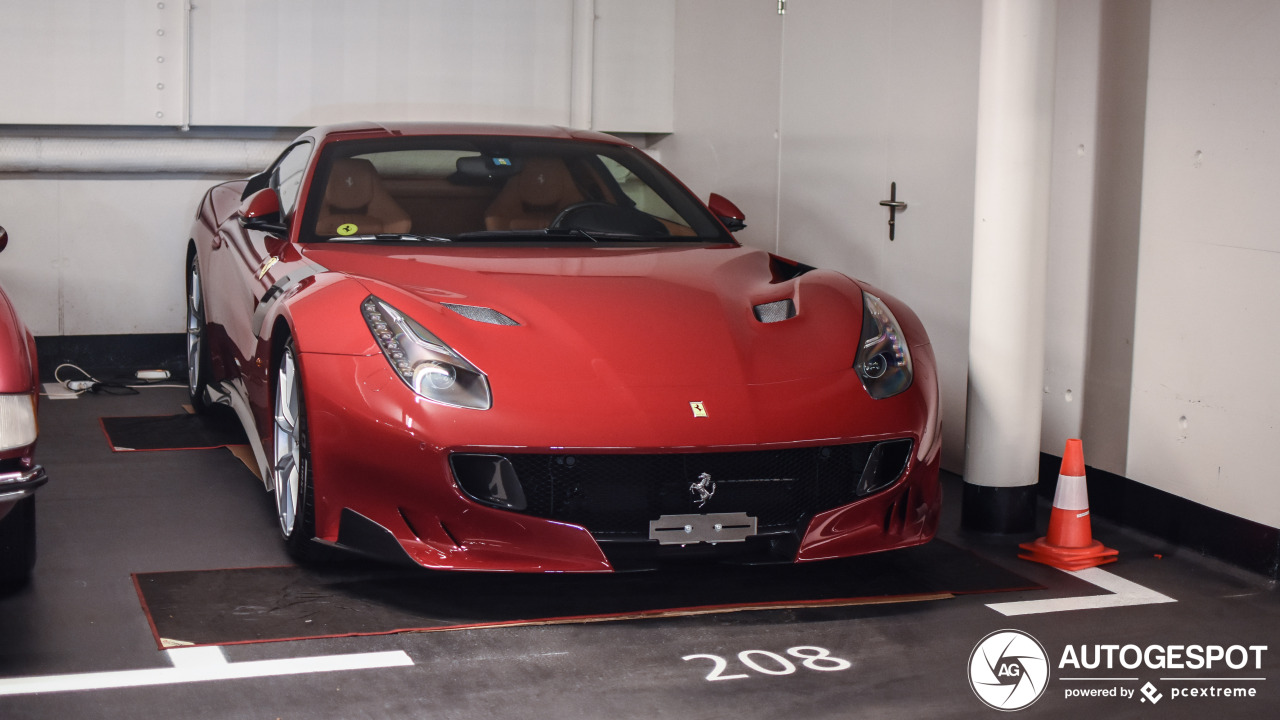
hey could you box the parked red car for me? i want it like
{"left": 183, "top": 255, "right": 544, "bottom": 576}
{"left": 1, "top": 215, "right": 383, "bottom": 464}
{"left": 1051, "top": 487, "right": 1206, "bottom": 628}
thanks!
{"left": 186, "top": 123, "right": 940, "bottom": 572}
{"left": 0, "top": 226, "right": 47, "bottom": 585}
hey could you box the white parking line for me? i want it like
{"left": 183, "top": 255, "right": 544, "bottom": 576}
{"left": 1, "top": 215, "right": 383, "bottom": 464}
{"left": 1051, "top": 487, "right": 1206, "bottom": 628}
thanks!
{"left": 0, "top": 650, "right": 413, "bottom": 697}
{"left": 987, "top": 566, "right": 1176, "bottom": 616}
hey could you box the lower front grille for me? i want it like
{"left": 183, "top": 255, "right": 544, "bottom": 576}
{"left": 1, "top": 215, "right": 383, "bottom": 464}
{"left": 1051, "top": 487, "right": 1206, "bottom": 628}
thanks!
{"left": 452, "top": 441, "right": 909, "bottom": 538}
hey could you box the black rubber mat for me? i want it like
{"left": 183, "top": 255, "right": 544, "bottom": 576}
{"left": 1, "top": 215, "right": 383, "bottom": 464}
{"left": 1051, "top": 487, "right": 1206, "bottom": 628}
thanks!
{"left": 133, "top": 541, "right": 1041, "bottom": 648}
{"left": 100, "top": 409, "right": 247, "bottom": 452}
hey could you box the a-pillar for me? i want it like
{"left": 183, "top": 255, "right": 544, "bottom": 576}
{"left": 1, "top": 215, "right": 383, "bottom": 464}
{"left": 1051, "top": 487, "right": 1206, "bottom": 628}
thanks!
{"left": 961, "top": 0, "right": 1057, "bottom": 533}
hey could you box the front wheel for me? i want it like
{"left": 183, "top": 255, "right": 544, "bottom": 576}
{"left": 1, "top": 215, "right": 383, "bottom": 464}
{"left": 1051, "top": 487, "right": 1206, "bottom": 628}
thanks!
{"left": 271, "top": 343, "right": 319, "bottom": 561}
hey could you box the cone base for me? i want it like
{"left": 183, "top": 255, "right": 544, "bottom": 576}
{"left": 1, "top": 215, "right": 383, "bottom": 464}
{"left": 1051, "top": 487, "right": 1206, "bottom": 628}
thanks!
{"left": 1018, "top": 537, "right": 1119, "bottom": 571}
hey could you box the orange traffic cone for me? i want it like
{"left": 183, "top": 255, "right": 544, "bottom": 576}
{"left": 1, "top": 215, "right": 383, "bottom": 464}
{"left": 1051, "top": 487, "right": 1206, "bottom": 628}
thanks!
{"left": 1018, "top": 439, "right": 1118, "bottom": 570}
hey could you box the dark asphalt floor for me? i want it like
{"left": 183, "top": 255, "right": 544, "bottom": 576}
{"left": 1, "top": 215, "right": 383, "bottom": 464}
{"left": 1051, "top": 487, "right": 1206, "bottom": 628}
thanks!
{"left": 0, "top": 387, "right": 1276, "bottom": 719}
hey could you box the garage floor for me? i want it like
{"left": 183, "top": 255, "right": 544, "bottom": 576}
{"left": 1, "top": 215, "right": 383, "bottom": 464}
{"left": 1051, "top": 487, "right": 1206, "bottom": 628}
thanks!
{"left": 1, "top": 387, "right": 1276, "bottom": 719}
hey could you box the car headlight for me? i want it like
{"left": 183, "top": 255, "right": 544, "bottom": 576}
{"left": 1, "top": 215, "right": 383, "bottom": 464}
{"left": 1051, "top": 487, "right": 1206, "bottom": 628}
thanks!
{"left": 854, "top": 292, "right": 913, "bottom": 399}
{"left": 0, "top": 393, "right": 38, "bottom": 452}
{"left": 361, "top": 296, "right": 492, "bottom": 410}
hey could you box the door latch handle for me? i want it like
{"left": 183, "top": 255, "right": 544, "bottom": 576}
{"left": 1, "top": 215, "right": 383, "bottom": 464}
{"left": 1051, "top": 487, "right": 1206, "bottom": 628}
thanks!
{"left": 879, "top": 182, "right": 908, "bottom": 240}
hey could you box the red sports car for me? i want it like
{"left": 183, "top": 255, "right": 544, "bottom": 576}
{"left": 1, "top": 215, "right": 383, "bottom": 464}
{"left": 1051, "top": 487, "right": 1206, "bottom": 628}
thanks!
{"left": 0, "top": 226, "right": 47, "bottom": 585}
{"left": 186, "top": 122, "right": 940, "bottom": 572}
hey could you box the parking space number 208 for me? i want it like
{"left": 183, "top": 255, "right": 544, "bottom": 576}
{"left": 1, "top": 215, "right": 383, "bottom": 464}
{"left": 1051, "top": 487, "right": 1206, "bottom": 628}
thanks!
{"left": 683, "top": 646, "right": 851, "bottom": 681}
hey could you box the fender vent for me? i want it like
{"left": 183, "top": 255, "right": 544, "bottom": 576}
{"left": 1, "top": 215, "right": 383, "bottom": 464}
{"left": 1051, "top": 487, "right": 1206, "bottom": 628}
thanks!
{"left": 753, "top": 298, "right": 796, "bottom": 323}
{"left": 442, "top": 303, "right": 519, "bottom": 326}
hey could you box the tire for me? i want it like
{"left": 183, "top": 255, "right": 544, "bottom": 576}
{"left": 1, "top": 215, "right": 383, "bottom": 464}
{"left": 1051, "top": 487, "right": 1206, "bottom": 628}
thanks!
{"left": 186, "top": 253, "right": 212, "bottom": 413}
{"left": 0, "top": 497, "right": 36, "bottom": 586}
{"left": 271, "top": 342, "right": 320, "bottom": 562}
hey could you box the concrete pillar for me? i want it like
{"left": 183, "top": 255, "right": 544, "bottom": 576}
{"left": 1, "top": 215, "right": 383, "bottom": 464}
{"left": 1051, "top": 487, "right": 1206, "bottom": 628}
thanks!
{"left": 961, "top": 0, "right": 1058, "bottom": 533}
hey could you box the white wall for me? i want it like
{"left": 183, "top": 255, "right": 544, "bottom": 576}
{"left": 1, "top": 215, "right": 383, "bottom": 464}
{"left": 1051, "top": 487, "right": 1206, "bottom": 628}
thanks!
{"left": 655, "top": 0, "right": 782, "bottom": 254}
{"left": 0, "top": 0, "right": 674, "bottom": 336}
{"left": 1126, "top": 0, "right": 1280, "bottom": 528}
{"left": 592, "top": 0, "right": 676, "bottom": 134}
{"left": 1042, "top": 0, "right": 1149, "bottom": 476}
{"left": 189, "top": 0, "right": 574, "bottom": 127}
{"left": 0, "top": 0, "right": 674, "bottom": 132}
{"left": 0, "top": 176, "right": 219, "bottom": 335}
{"left": 1041, "top": 1, "right": 1102, "bottom": 460}
{"left": 0, "top": 1, "right": 188, "bottom": 126}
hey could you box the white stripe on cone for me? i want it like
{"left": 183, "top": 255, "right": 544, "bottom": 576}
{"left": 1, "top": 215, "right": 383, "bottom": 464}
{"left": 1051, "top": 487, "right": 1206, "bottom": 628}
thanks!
{"left": 1051, "top": 473, "right": 1089, "bottom": 511}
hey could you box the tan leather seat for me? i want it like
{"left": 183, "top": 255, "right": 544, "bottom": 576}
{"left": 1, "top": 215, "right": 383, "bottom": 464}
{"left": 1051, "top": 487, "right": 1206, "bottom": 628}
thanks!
{"left": 484, "top": 157, "right": 584, "bottom": 231}
{"left": 315, "top": 158, "right": 412, "bottom": 235}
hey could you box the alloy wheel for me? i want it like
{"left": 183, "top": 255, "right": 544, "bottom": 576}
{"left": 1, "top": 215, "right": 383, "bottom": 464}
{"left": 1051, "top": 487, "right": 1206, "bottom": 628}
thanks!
{"left": 186, "top": 261, "right": 203, "bottom": 397}
{"left": 272, "top": 347, "right": 303, "bottom": 537}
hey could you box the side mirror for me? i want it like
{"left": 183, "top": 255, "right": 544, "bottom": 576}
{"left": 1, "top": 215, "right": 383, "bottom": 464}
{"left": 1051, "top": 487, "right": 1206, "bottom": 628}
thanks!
{"left": 708, "top": 193, "right": 746, "bottom": 233}
{"left": 0, "top": 226, "right": 7, "bottom": 254}
{"left": 238, "top": 189, "right": 288, "bottom": 235}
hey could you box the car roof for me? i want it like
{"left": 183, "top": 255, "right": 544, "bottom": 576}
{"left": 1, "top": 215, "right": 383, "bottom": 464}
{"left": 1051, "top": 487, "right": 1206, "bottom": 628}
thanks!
{"left": 302, "top": 121, "right": 630, "bottom": 147}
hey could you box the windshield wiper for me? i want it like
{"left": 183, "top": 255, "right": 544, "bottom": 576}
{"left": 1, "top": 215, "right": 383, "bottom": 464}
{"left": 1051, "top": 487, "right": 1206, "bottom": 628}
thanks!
{"left": 446, "top": 229, "right": 599, "bottom": 243}
{"left": 543, "top": 228, "right": 600, "bottom": 243}
{"left": 325, "top": 233, "right": 452, "bottom": 243}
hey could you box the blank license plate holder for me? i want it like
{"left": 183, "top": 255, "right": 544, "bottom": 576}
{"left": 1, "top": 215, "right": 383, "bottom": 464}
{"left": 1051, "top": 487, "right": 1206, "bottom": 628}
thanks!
{"left": 648, "top": 512, "right": 758, "bottom": 545}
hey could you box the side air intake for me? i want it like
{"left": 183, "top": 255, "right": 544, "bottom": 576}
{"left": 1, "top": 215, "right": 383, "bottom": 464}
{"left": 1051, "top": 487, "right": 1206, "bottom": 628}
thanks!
{"left": 441, "top": 303, "right": 519, "bottom": 326}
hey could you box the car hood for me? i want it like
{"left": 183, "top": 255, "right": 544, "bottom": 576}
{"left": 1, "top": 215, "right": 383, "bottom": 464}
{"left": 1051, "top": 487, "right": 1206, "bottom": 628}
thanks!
{"left": 299, "top": 242, "right": 866, "bottom": 389}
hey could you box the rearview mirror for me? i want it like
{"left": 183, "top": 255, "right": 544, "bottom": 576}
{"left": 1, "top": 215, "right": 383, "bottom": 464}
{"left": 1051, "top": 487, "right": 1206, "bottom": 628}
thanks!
{"left": 238, "top": 189, "right": 288, "bottom": 235}
{"left": 0, "top": 226, "right": 7, "bottom": 253}
{"left": 708, "top": 193, "right": 746, "bottom": 233}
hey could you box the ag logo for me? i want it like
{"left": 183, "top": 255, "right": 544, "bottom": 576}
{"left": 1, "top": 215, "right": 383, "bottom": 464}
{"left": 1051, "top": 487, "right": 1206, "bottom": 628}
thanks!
{"left": 968, "top": 629, "right": 1049, "bottom": 711}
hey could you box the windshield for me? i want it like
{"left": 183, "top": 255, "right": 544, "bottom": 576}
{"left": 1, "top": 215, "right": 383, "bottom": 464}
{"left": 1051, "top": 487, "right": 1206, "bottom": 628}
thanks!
{"left": 297, "top": 136, "right": 732, "bottom": 244}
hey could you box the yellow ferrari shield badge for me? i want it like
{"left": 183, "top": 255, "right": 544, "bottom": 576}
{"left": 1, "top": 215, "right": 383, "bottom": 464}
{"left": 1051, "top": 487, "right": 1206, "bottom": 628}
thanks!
{"left": 690, "top": 401, "right": 708, "bottom": 418}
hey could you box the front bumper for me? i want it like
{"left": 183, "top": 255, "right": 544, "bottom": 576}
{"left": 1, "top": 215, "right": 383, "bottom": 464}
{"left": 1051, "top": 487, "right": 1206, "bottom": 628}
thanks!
{"left": 324, "top": 452, "right": 941, "bottom": 572}
{"left": 301, "top": 351, "right": 940, "bottom": 573}
{"left": 0, "top": 465, "right": 47, "bottom": 504}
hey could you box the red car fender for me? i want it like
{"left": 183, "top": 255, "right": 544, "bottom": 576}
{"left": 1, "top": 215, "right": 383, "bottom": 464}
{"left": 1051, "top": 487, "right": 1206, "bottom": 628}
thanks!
{"left": 266, "top": 273, "right": 379, "bottom": 357}
{"left": 0, "top": 285, "right": 37, "bottom": 465}
{"left": 0, "top": 290, "right": 34, "bottom": 395}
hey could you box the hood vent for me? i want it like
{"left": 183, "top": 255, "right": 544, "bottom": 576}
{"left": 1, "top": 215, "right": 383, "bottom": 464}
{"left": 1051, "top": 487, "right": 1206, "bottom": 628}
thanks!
{"left": 769, "top": 254, "right": 815, "bottom": 282}
{"left": 441, "top": 303, "right": 519, "bottom": 326}
{"left": 753, "top": 298, "right": 796, "bottom": 323}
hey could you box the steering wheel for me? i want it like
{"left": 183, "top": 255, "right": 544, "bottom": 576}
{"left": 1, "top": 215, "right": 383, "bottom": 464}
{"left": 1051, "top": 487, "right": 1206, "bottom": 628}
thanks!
{"left": 549, "top": 201, "right": 668, "bottom": 237}
{"left": 549, "top": 201, "right": 614, "bottom": 229}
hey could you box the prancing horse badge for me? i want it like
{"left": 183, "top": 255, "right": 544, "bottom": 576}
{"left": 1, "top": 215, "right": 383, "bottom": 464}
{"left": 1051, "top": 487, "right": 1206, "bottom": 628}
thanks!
{"left": 690, "top": 401, "right": 708, "bottom": 418}
{"left": 690, "top": 472, "right": 715, "bottom": 507}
